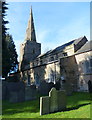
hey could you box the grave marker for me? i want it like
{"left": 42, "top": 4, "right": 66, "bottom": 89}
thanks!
{"left": 40, "top": 87, "right": 67, "bottom": 115}
{"left": 49, "top": 88, "right": 58, "bottom": 112}
{"left": 40, "top": 96, "right": 50, "bottom": 115}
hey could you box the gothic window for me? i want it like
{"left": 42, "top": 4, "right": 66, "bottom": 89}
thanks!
{"left": 35, "top": 74, "right": 40, "bottom": 86}
{"left": 89, "top": 59, "right": 92, "bottom": 68}
{"left": 84, "top": 58, "right": 92, "bottom": 74}
{"left": 48, "top": 69, "right": 55, "bottom": 83}
{"left": 28, "top": 75, "right": 30, "bottom": 85}
{"left": 80, "top": 79, "right": 83, "bottom": 87}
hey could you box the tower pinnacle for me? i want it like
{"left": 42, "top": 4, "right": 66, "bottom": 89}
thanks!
{"left": 25, "top": 7, "right": 36, "bottom": 42}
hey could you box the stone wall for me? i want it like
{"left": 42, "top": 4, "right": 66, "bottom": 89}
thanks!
{"left": 22, "top": 60, "right": 60, "bottom": 86}
{"left": 25, "top": 85, "right": 37, "bottom": 101}
{"left": 2, "top": 81, "right": 37, "bottom": 103}
{"left": 75, "top": 51, "right": 92, "bottom": 91}
{"left": 60, "top": 55, "right": 78, "bottom": 94}
{"left": 2, "top": 81, "right": 25, "bottom": 101}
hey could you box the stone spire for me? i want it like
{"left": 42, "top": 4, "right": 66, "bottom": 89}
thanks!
{"left": 25, "top": 7, "right": 36, "bottom": 42}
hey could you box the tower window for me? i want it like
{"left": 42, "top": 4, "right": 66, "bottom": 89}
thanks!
{"left": 32, "top": 49, "right": 35, "bottom": 54}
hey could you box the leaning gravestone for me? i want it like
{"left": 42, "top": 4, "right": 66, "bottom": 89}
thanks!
{"left": 49, "top": 88, "right": 58, "bottom": 113}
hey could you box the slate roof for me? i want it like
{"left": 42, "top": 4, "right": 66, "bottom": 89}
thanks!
{"left": 75, "top": 40, "right": 92, "bottom": 54}
{"left": 38, "top": 36, "right": 87, "bottom": 58}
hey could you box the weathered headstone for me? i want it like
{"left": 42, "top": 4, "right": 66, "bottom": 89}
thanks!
{"left": 49, "top": 87, "right": 58, "bottom": 113}
{"left": 40, "top": 87, "right": 67, "bottom": 115}
{"left": 57, "top": 90, "right": 66, "bottom": 111}
{"left": 40, "top": 96, "right": 50, "bottom": 115}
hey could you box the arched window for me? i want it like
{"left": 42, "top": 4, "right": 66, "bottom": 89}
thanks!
{"left": 35, "top": 74, "right": 40, "bottom": 86}
{"left": 33, "top": 49, "right": 35, "bottom": 54}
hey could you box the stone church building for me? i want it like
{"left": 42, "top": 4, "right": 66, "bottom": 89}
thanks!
{"left": 19, "top": 8, "right": 92, "bottom": 92}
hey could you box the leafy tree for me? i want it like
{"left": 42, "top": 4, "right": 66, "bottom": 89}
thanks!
{"left": 2, "top": 2, "right": 18, "bottom": 78}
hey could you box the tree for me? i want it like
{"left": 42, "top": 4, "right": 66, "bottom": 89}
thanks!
{"left": 2, "top": 2, "right": 18, "bottom": 78}
{"left": 2, "top": 2, "right": 9, "bottom": 77}
{"left": 6, "top": 34, "right": 18, "bottom": 73}
{"left": 2, "top": 2, "right": 8, "bottom": 42}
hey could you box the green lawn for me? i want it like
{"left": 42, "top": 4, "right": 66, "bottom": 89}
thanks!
{"left": 2, "top": 92, "right": 91, "bottom": 118}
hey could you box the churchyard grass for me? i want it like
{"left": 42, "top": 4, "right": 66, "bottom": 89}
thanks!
{"left": 2, "top": 92, "right": 91, "bottom": 118}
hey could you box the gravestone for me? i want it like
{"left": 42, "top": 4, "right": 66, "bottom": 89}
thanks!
{"left": 49, "top": 88, "right": 58, "bottom": 113}
{"left": 40, "top": 87, "right": 67, "bottom": 115}
{"left": 40, "top": 96, "right": 50, "bottom": 115}
{"left": 57, "top": 90, "right": 66, "bottom": 111}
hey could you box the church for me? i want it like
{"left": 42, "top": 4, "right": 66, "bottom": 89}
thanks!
{"left": 19, "top": 8, "right": 92, "bottom": 92}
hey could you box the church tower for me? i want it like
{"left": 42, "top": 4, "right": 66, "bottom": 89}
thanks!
{"left": 19, "top": 7, "right": 41, "bottom": 71}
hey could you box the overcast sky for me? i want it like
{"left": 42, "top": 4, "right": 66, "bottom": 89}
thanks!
{"left": 6, "top": 2, "right": 90, "bottom": 61}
